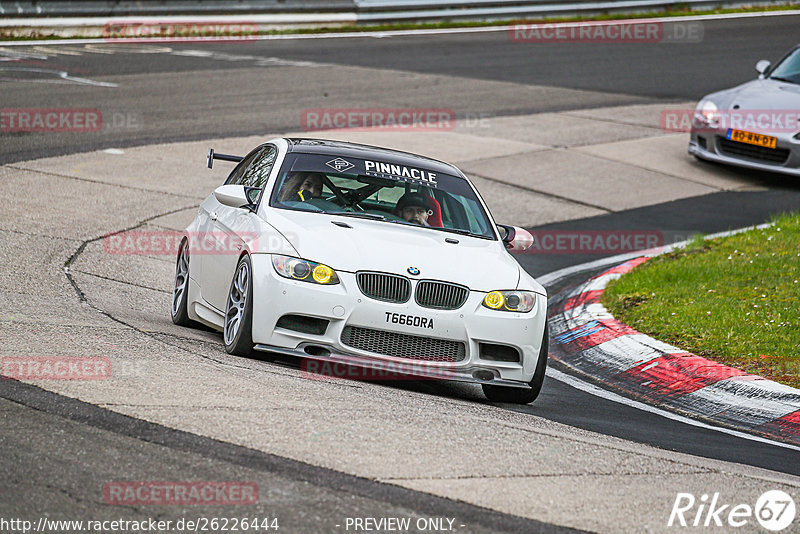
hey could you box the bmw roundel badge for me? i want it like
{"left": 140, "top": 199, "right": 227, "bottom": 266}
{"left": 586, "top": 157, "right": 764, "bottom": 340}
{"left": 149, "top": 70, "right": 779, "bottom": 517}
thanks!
{"left": 407, "top": 267, "right": 420, "bottom": 276}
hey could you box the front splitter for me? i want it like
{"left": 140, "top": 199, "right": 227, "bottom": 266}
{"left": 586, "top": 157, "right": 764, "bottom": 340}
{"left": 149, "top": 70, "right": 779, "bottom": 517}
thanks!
{"left": 253, "top": 343, "right": 531, "bottom": 389}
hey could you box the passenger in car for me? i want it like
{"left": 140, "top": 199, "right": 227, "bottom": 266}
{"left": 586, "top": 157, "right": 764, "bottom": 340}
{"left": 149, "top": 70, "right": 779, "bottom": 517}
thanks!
{"left": 279, "top": 172, "right": 324, "bottom": 202}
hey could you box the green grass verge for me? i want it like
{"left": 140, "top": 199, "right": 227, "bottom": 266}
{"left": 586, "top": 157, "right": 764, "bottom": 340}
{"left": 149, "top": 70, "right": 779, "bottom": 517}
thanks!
{"left": 601, "top": 213, "right": 800, "bottom": 389}
{"left": 3, "top": 3, "right": 800, "bottom": 41}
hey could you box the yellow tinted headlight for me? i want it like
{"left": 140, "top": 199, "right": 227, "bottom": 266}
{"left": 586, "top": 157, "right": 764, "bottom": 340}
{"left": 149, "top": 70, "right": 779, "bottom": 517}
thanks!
{"left": 272, "top": 255, "right": 339, "bottom": 285}
{"left": 482, "top": 290, "right": 535, "bottom": 312}
{"left": 312, "top": 264, "right": 333, "bottom": 284}
{"left": 484, "top": 291, "right": 505, "bottom": 309}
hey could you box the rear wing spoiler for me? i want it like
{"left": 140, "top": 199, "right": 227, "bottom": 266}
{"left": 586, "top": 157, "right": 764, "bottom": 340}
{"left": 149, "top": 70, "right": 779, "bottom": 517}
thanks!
{"left": 207, "top": 148, "right": 243, "bottom": 169}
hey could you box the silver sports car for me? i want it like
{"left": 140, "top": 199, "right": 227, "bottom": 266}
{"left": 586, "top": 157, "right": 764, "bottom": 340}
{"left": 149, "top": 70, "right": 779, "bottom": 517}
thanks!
{"left": 689, "top": 45, "right": 800, "bottom": 176}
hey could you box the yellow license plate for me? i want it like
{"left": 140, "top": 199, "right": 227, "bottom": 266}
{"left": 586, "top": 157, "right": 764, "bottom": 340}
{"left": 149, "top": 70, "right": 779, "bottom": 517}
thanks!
{"left": 726, "top": 129, "right": 777, "bottom": 149}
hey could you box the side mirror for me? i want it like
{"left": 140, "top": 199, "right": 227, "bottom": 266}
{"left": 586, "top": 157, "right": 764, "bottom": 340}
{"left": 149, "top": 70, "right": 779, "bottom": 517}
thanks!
{"left": 498, "top": 224, "right": 534, "bottom": 251}
{"left": 214, "top": 184, "right": 253, "bottom": 209}
{"left": 756, "top": 59, "right": 771, "bottom": 77}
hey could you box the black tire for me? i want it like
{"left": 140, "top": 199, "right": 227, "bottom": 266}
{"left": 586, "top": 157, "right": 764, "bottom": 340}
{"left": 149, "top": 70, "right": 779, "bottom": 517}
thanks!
{"left": 482, "top": 323, "right": 549, "bottom": 404}
{"left": 223, "top": 255, "right": 255, "bottom": 356}
{"left": 171, "top": 239, "right": 198, "bottom": 327}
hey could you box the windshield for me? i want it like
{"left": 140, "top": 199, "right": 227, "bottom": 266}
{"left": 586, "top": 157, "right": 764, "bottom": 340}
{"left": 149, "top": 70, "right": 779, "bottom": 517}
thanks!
{"left": 768, "top": 48, "right": 800, "bottom": 84}
{"left": 269, "top": 153, "right": 496, "bottom": 239}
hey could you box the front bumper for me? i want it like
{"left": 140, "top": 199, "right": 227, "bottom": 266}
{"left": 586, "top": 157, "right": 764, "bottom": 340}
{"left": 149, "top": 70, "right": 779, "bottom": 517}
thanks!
{"left": 689, "top": 128, "right": 800, "bottom": 177}
{"left": 250, "top": 254, "right": 547, "bottom": 387}
{"left": 254, "top": 343, "right": 532, "bottom": 388}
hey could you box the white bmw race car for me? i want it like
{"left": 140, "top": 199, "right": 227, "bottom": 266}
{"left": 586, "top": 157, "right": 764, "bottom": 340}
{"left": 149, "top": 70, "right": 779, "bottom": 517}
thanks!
{"left": 171, "top": 138, "right": 548, "bottom": 403}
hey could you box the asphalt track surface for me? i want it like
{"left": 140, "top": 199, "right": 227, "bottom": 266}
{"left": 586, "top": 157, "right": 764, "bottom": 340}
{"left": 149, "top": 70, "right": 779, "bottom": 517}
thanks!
{"left": 3, "top": 15, "right": 800, "bottom": 164}
{"left": 3, "top": 14, "right": 800, "bottom": 531}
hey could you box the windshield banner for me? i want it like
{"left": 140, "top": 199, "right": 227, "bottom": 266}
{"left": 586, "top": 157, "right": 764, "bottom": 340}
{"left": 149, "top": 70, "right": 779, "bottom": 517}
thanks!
{"left": 289, "top": 153, "right": 443, "bottom": 189}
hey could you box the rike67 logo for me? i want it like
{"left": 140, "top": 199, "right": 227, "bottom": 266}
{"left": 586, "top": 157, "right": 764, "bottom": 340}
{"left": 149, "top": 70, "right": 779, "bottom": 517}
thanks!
{"left": 669, "top": 490, "right": 796, "bottom": 531}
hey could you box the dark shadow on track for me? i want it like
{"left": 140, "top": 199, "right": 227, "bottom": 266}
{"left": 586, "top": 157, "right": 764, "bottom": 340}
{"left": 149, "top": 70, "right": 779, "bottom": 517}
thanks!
{"left": 0, "top": 378, "right": 582, "bottom": 534}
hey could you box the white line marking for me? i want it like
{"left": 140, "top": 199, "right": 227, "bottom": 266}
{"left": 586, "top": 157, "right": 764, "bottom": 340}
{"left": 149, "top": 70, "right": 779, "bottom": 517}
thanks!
{"left": 680, "top": 377, "right": 800, "bottom": 423}
{"left": 0, "top": 66, "right": 118, "bottom": 86}
{"left": 640, "top": 361, "right": 660, "bottom": 373}
{"left": 546, "top": 367, "right": 800, "bottom": 452}
{"left": 0, "top": 47, "right": 48, "bottom": 59}
{"left": 537, "top": 251, "right": 646, "bottom": 287}
{"left": 0, "top": 10, "right": 798, "bottom": 46}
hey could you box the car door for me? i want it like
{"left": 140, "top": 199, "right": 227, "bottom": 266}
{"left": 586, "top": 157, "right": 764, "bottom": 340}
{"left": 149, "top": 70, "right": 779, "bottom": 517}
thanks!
{"left": 193, "top": 148, "right": 259, "bottom": 307}
{"left": 203, "top": 144, "right": 278, "bottom": 311}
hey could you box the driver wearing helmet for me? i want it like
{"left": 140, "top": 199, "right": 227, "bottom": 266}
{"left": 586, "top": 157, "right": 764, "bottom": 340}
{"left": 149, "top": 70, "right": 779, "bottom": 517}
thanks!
{"left": 395, "top": 192, "right": 432, "bottom": 226}
{"left": 279, "top": 172, "right": 324, "bottom": 202}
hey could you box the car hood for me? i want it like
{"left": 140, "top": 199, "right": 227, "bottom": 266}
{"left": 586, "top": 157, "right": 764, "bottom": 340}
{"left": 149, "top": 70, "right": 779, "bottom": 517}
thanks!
{"left": 714, "top": 79, "right": 800, "bottom": 110}
{"left": 265, "top": 210, "right": 523, "bottom": 292}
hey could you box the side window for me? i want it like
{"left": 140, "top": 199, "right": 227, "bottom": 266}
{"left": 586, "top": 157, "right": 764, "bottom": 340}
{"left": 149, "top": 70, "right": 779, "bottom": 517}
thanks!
{"left": 240, "top": 146, "right": 277, "bottom": 189}
{"left": 224, "top": 145, "right": 277, "bottom": 187}
{"left": 225, "top": 149, "right": 259, "bottom": 186}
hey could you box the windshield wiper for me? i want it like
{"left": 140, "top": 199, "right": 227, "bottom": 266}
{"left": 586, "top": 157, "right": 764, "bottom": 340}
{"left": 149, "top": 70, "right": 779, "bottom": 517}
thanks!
{"left": 769, "top": 76, "right": 798, "bottom": 84}
{"left": 388, "top": 220, "right": 488, "bottom": 238}
{"left": 332, "top": 214, "right": 488, "bottom": 238}
{"left": 330, "top": 211, "right": 386, "bottom": 221}
{"left": 436, "top": 227, "right": 486, "bottom": 239}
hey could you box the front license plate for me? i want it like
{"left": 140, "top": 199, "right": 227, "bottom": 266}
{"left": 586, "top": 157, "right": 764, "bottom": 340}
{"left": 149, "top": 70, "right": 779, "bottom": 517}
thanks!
{"left": 385, "top": 312, "right": 434, "bottom": 329}
{"left": 726, "top": 129, "right": 777, "bottom": 149}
